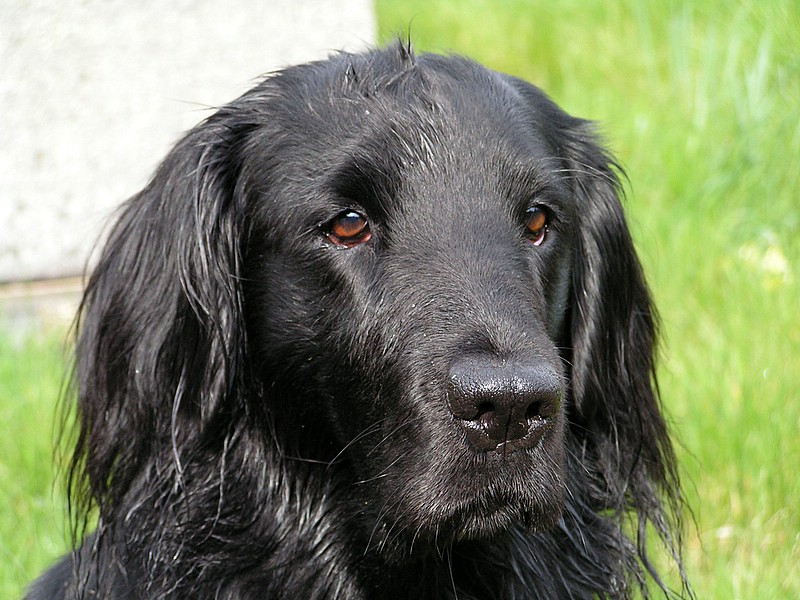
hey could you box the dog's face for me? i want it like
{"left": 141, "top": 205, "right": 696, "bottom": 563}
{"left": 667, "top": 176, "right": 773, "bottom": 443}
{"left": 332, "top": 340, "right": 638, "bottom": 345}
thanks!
{"left": 59, "top": 46, "right": 684, "bottom": 597}
{"left": 241, "top": 54, "right": 582, "bottom": 549}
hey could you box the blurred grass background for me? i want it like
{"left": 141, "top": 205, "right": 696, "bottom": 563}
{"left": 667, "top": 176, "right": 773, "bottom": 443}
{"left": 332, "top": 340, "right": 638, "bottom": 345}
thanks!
{"left": 2, "top": 0, "right": 798, "bottom": 597}
{"left": 0, "top": 330, "right": 71, "bottom": 597}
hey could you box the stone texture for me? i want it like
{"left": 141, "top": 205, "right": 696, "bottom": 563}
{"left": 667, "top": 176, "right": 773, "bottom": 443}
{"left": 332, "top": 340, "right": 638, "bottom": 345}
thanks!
{"left": 0, "top": 0, "right": 376, "bottom": 282}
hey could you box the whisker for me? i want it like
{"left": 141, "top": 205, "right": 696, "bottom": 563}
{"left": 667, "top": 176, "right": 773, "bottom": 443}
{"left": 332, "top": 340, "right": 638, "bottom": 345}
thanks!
{"left": 325, "top": 418, "right": 389, "bottom": 468}
{"left": 367, "top": 414, "right": 425, "bottom": 457}
{"left": 353, "top": 451, "right": 410, "bottom": 485}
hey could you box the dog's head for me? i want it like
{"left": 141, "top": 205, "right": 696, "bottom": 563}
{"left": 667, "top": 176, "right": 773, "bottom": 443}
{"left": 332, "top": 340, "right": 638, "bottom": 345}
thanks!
{"left": 242, "top": 49, "right": 585, "bottom": 544}
{"left": 73, "top": 43, "right": 679, "bottom": 571}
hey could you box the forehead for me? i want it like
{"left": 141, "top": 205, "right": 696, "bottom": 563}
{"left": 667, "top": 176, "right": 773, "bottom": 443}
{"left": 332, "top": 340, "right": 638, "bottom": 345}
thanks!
{"left": 247, "top": 49, "right": 573, "bottom": 217}
{"left": 265, "top": 51, "right": 563, "bottom": 154}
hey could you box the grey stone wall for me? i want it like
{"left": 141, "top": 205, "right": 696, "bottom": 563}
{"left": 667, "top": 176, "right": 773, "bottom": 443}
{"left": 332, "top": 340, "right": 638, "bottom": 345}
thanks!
{"left": 0, "top": 0, "right": 376, "bottom": 282}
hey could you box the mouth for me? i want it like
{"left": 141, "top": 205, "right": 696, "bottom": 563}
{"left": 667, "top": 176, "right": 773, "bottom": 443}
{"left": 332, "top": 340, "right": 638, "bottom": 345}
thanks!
{"left": 405, "top": 477, "right": 565, "bottom": 547}
{"left": 446, "top": 492, "right": 534, "bottom": 541}
{"left": 393, "top": 446, "right": 567, "bottom": 547}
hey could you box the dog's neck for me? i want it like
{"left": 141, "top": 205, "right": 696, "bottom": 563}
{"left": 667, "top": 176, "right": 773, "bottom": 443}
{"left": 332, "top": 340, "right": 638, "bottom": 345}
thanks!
{"left": 86, "top": 431, "right": 624, "bottom": 599}
{"left": 231, "top": 458, "right": 529, "bottom": 600}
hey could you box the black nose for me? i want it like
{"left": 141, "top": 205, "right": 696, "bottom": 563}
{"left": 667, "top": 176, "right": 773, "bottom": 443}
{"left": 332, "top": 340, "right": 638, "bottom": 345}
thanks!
{"left": 447, "top": 357, "right": 562, "bottom": 454}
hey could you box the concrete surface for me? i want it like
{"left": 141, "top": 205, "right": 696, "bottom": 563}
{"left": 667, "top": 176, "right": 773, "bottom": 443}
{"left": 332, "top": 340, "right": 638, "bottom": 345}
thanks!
{"left": 0, "top": 0, "right": 376, "bottom": 284}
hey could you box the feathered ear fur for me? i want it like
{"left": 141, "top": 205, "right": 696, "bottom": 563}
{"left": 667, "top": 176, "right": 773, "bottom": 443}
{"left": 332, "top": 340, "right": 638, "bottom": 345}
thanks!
{"left": 69, "top": 108, "right": 257, "bottom": 525}
{"left": 566, "top": 130, "right": 666, "bottom": 464}
{"left": 564, "top": 125, "right": 690, "bottom": 594}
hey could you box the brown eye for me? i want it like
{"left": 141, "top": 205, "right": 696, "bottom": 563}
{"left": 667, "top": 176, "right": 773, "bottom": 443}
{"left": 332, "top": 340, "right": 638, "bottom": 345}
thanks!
{"left": 326, "top": 210, "right": 371, "bottom": 247}
{"left": 525, "top": 206, "right": 549, "bottom": 246}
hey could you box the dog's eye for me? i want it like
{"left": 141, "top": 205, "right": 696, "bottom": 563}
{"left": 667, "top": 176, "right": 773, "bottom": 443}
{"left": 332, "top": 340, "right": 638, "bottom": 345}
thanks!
{"left": 326, "top": 210, "right": 372, "bottom": 248}
{"left": 525, "top": 207, "right": 549, "bottom": 246}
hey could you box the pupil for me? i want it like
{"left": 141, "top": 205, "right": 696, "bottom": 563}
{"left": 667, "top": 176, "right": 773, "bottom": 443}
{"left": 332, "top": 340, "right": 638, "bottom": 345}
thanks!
{"left": 343, "top": 212, "right": 362, "bottom": 227}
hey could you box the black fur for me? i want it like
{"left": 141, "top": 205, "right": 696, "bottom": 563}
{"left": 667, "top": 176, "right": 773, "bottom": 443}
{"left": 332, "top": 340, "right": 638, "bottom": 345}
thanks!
{"left": 27, "top": 43, "right": 691, "bottom": 599}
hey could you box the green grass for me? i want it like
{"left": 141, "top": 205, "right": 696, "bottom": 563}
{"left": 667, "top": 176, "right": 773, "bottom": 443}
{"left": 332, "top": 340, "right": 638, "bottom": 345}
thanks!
{"left": 0, "top": 328, "right": 72, "bottom": 598}
{"left": 376, "top": 1, "right": 799, "bottom": 597}
{"left": 3, "top": 1, "right": 798, "bottom": 597}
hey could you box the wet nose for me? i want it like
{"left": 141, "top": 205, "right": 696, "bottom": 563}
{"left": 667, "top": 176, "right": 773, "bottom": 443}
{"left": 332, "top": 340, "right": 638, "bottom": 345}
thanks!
{"left": 447, "top": 357, "right": 562, "bottom": 454}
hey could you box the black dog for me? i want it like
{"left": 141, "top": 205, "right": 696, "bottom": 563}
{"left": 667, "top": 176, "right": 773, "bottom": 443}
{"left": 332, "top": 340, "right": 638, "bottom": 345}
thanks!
{"left": 28, "top": 43, "right": 691, "bottom": 599}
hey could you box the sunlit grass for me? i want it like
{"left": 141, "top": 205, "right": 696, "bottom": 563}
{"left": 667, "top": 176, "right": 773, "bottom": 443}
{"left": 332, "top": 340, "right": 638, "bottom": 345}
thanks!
{"left": 0, "top": 328, "right": 72, "bottom": 598}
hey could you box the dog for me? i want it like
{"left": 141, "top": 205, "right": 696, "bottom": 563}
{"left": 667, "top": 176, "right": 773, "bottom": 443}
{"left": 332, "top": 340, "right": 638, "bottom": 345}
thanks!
{"left": 27, "top": 42, "right": 691, "bottom": 599}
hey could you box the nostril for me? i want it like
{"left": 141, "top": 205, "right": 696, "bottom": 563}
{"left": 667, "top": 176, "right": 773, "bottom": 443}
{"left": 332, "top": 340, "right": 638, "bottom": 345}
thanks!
{"left": 476, "top": 401, "right": 496, "bottom": 428}
{"left": 524, "top": 401, "right": 543, "bottom": 422}
{"left": 477, "top": 401, "right": 495, "bottom": 417}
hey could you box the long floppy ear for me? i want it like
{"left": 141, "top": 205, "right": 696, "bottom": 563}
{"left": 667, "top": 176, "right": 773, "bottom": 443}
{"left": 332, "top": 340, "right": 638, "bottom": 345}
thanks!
{"left": 564, "top": 125, "right": 689, "bottom": 591}
{"left": 565, "top": 128, "right": 674, "bottom": 490}
{"left": 69, "top": 108, "right": 257, "bottom": 519}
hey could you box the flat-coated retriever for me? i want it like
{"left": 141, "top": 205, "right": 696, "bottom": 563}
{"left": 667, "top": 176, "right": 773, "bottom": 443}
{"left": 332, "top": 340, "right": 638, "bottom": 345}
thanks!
{"left": 27, "top": 43, "right": 691, "bottom": 599}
